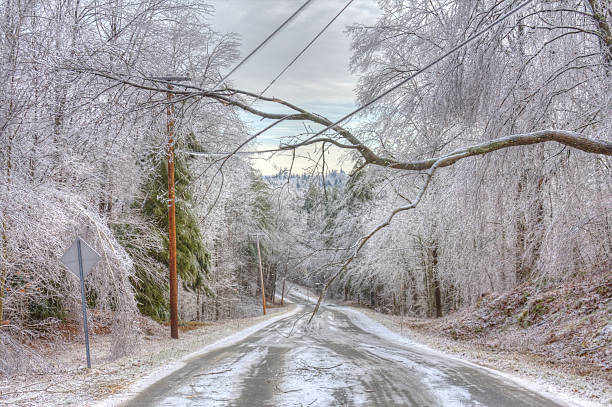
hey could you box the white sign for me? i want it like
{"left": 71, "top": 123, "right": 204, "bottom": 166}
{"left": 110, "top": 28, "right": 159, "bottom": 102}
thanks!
{"left": 61, "top": 237, "right": 100, "bottom": 279}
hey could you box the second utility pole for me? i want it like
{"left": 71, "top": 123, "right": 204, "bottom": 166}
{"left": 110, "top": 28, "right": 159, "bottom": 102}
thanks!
{"left": 256, "top": 234, "right": 267, "bottom": 315}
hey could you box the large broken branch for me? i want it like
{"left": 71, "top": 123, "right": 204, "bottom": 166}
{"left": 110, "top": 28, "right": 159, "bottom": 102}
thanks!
{"left": 88, "top": 72, "right": 612, "bottom": 164}
{"left": 206, "top": 90, "right": 612, "bottom": 167}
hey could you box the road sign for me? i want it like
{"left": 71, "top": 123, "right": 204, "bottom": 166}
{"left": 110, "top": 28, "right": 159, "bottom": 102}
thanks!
{"left": 61, "top": 238, "right": 100, "bottom": 279}
{"left": 60, "top": 237, "right": 100, "bottom": 369}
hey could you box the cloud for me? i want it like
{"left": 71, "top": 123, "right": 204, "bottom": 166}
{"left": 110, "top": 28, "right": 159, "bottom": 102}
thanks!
{"left": 209, "top": 0, "right": 381, "bottom": 172}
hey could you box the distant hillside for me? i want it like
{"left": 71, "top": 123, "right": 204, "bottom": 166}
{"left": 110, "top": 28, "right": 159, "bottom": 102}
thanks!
{"left": 263, "top": 170, "right": 348, "bottom": 191}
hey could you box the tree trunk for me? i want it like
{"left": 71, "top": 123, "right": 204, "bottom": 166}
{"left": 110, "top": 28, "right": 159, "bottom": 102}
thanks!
{"left": 196, "top": 289, "right": 201, "bottom": 321}
{"left": 515, "top": 172, "right": 529, "bottom": 282}
{"left": 516, "top": 169, "right": 546, "bottom": 283}
{"left": 432, "top": 247, "right": 442, "bottom": 318}
{"left": 344, "top": 277, "right": 352, "bottom": 301}
{"left": 410, "top": 273, "right": 419, "bottom": 316}
{"left": 392, "top": 292, "right": 398, "bottom": 315}
{"left": 214, "top": 294, "right": 220, "bottom": 321}
{"left": 1, "top": 137, "right": 12, "bottom": 323}
{"left": 270, "top": 265, "right": 276, "bottom": 304}
{"left": 0, "top": 228, "right": 7, "bottom": 323}
{"left": 281, "top": 276, "right": 286, "bottom": 306}
{"left": 586, "top": 0, "right": 612, "bottom": 68}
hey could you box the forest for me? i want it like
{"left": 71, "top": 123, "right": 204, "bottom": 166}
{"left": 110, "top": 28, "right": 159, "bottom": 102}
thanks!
{"left": 1, "top": 0, "right": 611, "bottom": 383}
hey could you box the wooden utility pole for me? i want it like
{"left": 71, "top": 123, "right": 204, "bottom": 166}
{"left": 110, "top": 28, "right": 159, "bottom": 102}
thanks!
{"left": 166, "top": 86, "right": 179, "bottom": 339}
{"left": 256, "top": 234, "right": 267, "bottom": 315}
{"left": 0, "top": 224, "right": 8, "bottom": 323}
{"left": 154, "top": 76, "right": 190, "bottom": 339}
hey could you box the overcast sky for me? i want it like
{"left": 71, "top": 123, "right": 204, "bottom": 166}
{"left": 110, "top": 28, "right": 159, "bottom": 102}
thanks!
{"left": 208, "top": 0, "right": 381, "bottom": 174}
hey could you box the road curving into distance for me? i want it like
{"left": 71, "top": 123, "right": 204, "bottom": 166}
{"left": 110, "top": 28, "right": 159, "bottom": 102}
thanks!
{"left": 121, "top": 288, "right": 568, "bottom": 407}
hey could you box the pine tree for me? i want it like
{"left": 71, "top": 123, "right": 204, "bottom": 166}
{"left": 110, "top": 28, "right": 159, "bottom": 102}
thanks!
{"left": 125, "top": 133, "right": 211, "bottom": 321}
{"left": 249, "top": 170, "right": 272, "bottom": 231}
{"left": 248, "top": 170, "right": 275, "bottom": 298}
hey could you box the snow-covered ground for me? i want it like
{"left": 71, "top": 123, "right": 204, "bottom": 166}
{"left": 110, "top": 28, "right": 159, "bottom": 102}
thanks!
{"left": 98, "top": 306, "right": 301, "bottom": 407}
{"left": 286, "top": 283, "right": 609, "bottom": 406}
{"left": 115, "top": 286, "right": 586, "bottom": 406}
{"left": 0, "top": 306, "right": 296, "bottom": 407}
{"left": 349, "top": 306, "right": 611, "bottom": 407}
{"left": 4, "top": 284, "right": 606, "bottom": 407}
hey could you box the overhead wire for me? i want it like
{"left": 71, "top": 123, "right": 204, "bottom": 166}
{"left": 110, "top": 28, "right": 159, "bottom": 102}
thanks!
{"left": 256, "top": 0, "right": 356, "bottom": 99}
{"left": 214, "top": 0, "right": 315, "bottom": 90}
{"left": 191, "top": 1, "right": 354, "bottom": 187}
{"left": 295, "top": 0, "right": 533, "bottom": 144}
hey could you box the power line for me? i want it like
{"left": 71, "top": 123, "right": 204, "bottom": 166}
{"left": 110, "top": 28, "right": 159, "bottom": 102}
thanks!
{"left": 214, "top": 0, "right": 315, "bottom": 89}
{"left": 300, "top": 0, "right": 533, "bottom": 143}
{"left": 257, "top": 0, "right": 355, "bottom": 98}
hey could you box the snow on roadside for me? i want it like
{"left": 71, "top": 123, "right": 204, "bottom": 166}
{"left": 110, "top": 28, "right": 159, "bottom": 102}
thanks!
{"left": 98, "top": 305, "right": 301, "bottom": 407}
{"left": 0, "top": 305, "right": 297, "bottom": 407}
{"left": 283, "top": 283, "right": 318, "bottom": 304}
{"left": 341, "top": 306, "right": 609, "bottom": 407}
{"left": 360, "top": 344, "right": 476, "bottom": 406}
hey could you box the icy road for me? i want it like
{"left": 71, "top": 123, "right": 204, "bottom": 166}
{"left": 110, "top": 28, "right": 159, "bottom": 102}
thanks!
{"left": 122, "top": 292, "right": 566, "bottom": 407}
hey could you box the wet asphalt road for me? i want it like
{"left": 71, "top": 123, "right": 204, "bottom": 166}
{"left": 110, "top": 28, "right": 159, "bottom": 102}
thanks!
{"left": 122, "top": 293, "right": 566, "bottom": 407}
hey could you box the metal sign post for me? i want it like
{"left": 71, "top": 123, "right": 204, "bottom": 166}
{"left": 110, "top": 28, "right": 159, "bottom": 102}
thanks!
{"left": 61, "top": 237, "right": 100, "bottom": 369}
{"left": 77, "top": 239, "right": 91, "bottom": 368}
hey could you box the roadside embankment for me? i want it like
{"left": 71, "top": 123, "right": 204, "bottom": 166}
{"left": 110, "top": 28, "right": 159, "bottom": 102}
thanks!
{"left": 348, "top": 272, "right": 611, "bottom": 406}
